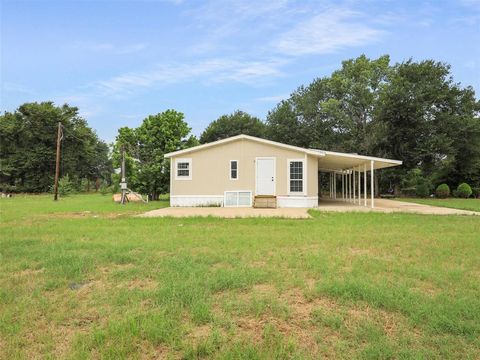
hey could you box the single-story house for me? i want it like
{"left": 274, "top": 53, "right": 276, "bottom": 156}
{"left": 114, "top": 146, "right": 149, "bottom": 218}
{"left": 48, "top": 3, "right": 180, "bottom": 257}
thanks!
{"left": 164, "top": 134, "right": 402, "bottom": 208}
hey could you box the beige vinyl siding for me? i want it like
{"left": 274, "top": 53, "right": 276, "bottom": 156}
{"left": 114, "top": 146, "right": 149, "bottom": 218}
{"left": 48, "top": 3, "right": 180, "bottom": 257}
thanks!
{"left": 170, "top": 138, "right": 318, "bottom": 197}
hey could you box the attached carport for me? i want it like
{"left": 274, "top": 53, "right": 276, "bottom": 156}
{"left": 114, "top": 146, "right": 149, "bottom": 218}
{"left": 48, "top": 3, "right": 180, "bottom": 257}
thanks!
{"left": 311, "top": 149, "right": 402, "bottom": 208}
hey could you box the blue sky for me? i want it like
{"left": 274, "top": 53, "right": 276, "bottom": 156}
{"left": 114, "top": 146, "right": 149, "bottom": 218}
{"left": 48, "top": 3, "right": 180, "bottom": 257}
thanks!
{"left": 2, "top": 0, "right": 479, "bottom": 142}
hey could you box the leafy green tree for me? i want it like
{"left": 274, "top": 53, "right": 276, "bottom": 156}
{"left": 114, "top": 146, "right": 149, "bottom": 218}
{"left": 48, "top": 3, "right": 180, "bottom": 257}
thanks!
{"left": 200, "top": 110, "right": 266, "bottom": 144}
{"left": 266, "top": 100, "right": 307, "bottom": 147}
{"left": 267, "top": 55, "right": 390, "bottom": 153}
{"left": 265, "top": 55, "right": 479, "bottom": 194}
{"left": 0, "top": 102, "right": 111, "bottom": 192}
{"left": 375, "top": 60, "right": 480, "bottom": 190}
{"left": 112, "top": 110, "right": 198, "bottom": 200}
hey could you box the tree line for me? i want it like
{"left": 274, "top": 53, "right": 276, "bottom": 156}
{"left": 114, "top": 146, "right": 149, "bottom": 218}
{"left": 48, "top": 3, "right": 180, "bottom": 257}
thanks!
{"left": 1, "top": 55, "right": 479, "bottom": 198}
{"left": 0, "top": 102, "right": 111, "bottom": 193}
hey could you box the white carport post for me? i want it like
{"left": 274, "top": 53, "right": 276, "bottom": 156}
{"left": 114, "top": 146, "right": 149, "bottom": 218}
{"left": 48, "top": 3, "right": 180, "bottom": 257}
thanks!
{"left": 351, "top": 170, "right": 354, "bottom": 203}
{"left": 347, "top": 171, "right": 350, "bottom": 202}
{"left": 329, "top": 173, "right": 331, "bottom": 198}
{"left": 342, "top": 173, "right": 345, "bottom": 201}
{"left": 358, "top": 166, "right": 361, "bottom": 206}
{"left": 364, "top": 163, "right": 367, "bottom": 207}
{"left": 345, "top": 172, "right": 348, "bottom": 202}
{"left": 352, "top": 167, "right": 356, "bottom": 204}
{"left": 350, "top": 170, "right": 353, "bottom": 203}
{"left": 370, "top": 160, "right": 375, "bottom": 208}
{"left": 333, "top": 173, "right": 336, "bottom": 199}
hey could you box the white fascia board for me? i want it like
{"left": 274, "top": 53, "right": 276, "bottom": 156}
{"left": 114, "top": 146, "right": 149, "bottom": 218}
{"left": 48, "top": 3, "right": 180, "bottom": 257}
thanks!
{"left": 316, "top": 150, "right": 402, "bottom": 166}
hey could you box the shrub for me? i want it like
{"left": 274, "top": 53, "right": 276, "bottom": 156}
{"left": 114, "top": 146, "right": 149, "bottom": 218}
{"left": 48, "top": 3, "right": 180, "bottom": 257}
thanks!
{"left": 99, "top": 182, "right": 110, "bottom": 195}
{"left": 50, "top": 175, "right": 75, "bottom": 196}
{"left": 415, "top": 182, "right": 430, "bottom": 198}
{"left": 472, "top": 187, "right": 480, "bottom": 199}
{"left": 456, "top": 183, "right": 472, "bottom": 198}
{"left": 435, "top": 184, "right": 450, "bottom": 198}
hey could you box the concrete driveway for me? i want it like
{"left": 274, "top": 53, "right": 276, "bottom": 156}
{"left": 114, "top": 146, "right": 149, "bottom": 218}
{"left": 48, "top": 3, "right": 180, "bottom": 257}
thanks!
{"left": 317, "top": 198, "right": 480, "bottom": 215}
{"left": 139, "top": 198, "right": 479, "bottom": 218}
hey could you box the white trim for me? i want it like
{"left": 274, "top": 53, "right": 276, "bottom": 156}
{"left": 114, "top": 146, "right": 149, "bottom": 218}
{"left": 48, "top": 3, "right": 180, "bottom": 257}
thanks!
{"left": 304, "top": 153, "right": 308, "bottom": 198}
{"left": 364, "top": 163, "right": 367, "bottom": 207}
{"left": 170, "top": 195, "right": 223, "bottom": 207}
{"left": 287, "top": 158, "right": 306, "bottom": 195}
{"left": 229, "top": 160, "right": 239, "bottom": 180}
{"left": 255, "top": 157, "right": 276, "bottom": 196}
{"left": 277, "top": 196, "right": 318, "bottom": 208}
{"left": 224, "top": 190, "right": 252, "bottom": 207}
{"left": 312, "top": 149, "right": 402, "bottom": 165}
{"left": 371, "top": 160, "right": 375, "bottom": 208}
{"left": 174, "top": 158, "right": 192, "bottom": 180}
{"left": 165, "top": 134, "right": 326, "bottom": 158}
{"left": 170, "top": 158, "right": 174, "bottom": 196}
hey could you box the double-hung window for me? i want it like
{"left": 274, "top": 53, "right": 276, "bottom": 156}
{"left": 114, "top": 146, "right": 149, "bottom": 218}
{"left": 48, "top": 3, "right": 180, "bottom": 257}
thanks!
{"left": 289, "top": 160, "right": 304, "bottom": 193}
{"left": 230, "top": 160, "right": 238, "bottom": 180}
{"left": 175, "top": 158, "right": 192, "bottom": 180}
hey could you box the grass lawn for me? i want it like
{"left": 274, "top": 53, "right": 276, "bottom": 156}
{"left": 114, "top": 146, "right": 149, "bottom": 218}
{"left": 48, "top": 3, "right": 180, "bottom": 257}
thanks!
{"left": 399, "top": 198, "right": 480, "bottom": 212}
{"left": 1, "top": 194, "right": 479, "bottom": 359}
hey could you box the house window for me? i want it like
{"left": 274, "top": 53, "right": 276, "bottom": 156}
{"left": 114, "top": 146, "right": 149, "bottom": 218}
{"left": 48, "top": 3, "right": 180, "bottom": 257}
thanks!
{"left": 224, "top": 191, "right": 252, "bottom": 207}
{"left": 175, "top": 158, "right": 192, "bottom": 180}
{"left": 289, "top": 160, "right": 303, "bottom": 193}
{"left": 230, "top": 160, "right": 238, "bottom": 180}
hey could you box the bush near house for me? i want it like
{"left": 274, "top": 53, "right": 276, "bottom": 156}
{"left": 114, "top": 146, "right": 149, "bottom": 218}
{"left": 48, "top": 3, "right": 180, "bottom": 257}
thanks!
{"left": 435, "top": 184, "right": 450, "bottom": 198}
{"left": 472, "top": 187, "right": 480, "bottom": 198}
{"left": 456, "top": 183, "right": 473, "bottom": 198}
{"left": 415, "top": 181, "right": 430, "bottom": 198}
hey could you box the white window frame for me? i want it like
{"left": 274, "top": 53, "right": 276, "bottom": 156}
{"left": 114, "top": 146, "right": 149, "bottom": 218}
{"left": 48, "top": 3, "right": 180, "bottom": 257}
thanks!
{"left": 287, "top": 158, "right": 305, "bottom": 195}
{"left": 175, "top": 158, "right": 192, "bottom": 180}
{"left": 224, "top": 190, "right": 252, "bottom": 207}
{"left": 229, "top": 160, "right": 239, "bottom": 180}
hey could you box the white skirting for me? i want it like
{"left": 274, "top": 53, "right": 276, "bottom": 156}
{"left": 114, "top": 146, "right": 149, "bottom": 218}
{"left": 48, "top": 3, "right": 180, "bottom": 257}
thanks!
{"left": 170, "top": 194, "right": 318, "bottom": 208}
{"left": 277, "top": 196, "right": 318, "bottom": 208}
{"left": 170, "top": 195, "right": 223, "bottom": 207}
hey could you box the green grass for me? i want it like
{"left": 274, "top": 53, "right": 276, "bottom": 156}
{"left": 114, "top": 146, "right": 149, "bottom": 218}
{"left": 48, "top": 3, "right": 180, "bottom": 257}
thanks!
{"left": 1, "top": 194, "right": 479, "bottom": 359}
{"left": 399, "top": 197, "right": 480, "bottom": 212}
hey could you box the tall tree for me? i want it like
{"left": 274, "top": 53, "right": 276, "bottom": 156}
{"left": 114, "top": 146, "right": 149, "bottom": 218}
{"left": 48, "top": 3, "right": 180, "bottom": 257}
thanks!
{"left": 267, "top": 55, "right": 390, "bottom": 153}
{"left": 200, "top": 110, "right": 266, "bottom": 144}
{"left": 0, "top": 102, "right": 111, "bottom": 192}
{"left": 265, "top": 55, "right": 479, "bottom": 192}
{"left": 375, "top": 60, "right": 480, "bottom": 189}
{"left": 113, "top": 110, "right": 198, "bottom": 200}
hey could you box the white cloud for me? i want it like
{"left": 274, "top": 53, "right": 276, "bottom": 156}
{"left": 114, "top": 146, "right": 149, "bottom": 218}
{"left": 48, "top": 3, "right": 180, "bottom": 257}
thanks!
{"left": 2, "top": 82, "right": 35, "bottom": 95}
{"left": 274, "top": 8, "right": 384, "bottom": 56}
{"left": 90, "top": 58, "right": 285, "bottom": 97}
{"left": 69, "top": 41, "right": 148, "bottom": 54}
{"left": 255, "top": 94, "right": 289, "bottom": 102}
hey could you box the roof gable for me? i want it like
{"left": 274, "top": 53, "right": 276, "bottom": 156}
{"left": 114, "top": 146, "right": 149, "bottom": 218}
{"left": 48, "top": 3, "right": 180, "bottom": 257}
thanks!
{"left": 164, "top": 134, "right": 326, "bottom": 158}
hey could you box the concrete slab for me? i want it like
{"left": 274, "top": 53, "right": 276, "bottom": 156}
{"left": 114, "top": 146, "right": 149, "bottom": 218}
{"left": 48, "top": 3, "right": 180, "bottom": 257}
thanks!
{"left": 139, "top": 199, "right": 479, "bottom": 218}
{"left": 317, "top": 198, "right": 480, "bottom": 216}
{"left": 139, "top": 207, "right": 312, "bottom": 219}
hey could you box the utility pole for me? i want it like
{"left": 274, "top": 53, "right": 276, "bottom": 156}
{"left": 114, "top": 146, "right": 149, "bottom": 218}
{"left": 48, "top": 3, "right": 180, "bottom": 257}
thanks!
{"left": 120, "top": 144, "right": 127, "bottom": 204}
{"left": 53, "top": 122, "right": 62, "bottom": 201}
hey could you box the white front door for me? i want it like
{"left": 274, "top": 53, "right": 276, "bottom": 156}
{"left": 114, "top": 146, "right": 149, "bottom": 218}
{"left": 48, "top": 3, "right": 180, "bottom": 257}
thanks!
{"left": 256, "top": 158, "right": 275, "bottom": 195}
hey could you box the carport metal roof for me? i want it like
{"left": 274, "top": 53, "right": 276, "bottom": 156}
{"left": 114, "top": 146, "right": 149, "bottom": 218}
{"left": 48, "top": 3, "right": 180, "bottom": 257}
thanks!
{"left": 310, "top": 149, "right": 402, "bottom": 172}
